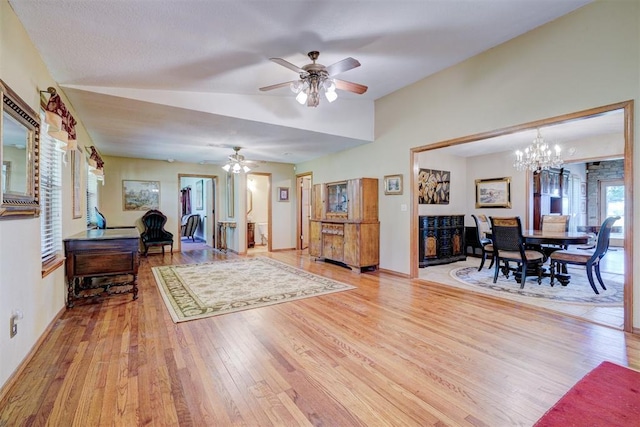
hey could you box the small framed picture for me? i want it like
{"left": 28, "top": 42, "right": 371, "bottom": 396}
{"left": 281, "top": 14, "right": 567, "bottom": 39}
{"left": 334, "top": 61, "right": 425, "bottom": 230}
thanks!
{"left": 384, "top": 174, "right": 403, "bottom": 195}
{"left": 278, "top": 187, "right": 290, "bottom": 202}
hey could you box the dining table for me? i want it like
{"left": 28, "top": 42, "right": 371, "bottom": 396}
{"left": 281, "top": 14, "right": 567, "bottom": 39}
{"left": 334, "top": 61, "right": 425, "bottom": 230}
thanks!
{"left": 523, "top": 230, "right": 590, "bottom": 285}
{"left": 486, "top": 229, "right": 590, "bottom": 285}
{"left": 522, "top": 230, "right": 590, "bottom": 247}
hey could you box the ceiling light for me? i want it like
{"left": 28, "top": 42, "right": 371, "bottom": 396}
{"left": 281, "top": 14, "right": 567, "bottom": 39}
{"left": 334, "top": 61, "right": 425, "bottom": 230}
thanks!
{"left": 513, "top": 129, "right": 563, "bottom": 172}
{"left": 223, "top": 146, "right": 253, "bottom": 174}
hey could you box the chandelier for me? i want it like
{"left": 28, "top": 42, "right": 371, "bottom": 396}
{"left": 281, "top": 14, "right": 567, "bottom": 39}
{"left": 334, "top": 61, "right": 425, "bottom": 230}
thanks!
{"left": 289, "top": 72, "right": 337, "bottom": 107}
{"left": 513, "top": 129, "right": 563, "bottom": 171}
{"left": 222, "top": 147, "right": 252, "bottom": 174}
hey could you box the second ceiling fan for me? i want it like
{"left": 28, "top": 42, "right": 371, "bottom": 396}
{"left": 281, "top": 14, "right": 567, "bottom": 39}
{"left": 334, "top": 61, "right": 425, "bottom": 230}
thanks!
{"left": 259, "top": 51, "right": 367, "bottom": 107}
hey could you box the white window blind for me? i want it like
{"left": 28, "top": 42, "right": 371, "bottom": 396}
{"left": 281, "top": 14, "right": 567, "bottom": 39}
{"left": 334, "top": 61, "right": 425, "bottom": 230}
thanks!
{"left": 86, "top": 164, "right": 98, "bottom": 227}
{"left": 39, "top": 113, "right": 63, "bottom": 265}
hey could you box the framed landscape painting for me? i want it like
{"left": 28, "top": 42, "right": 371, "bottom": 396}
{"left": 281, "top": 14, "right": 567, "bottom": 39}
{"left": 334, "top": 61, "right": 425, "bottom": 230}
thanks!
{"left": 122, "top": 180, "right": 160, "bottom": 211}
{"left": 475, "top": 177, "right": 511, "bottom": 208}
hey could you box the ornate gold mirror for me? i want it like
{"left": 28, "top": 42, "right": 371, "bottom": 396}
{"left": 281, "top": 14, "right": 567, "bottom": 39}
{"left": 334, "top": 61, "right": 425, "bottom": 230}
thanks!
{"left": 0, "top": 80, "right": 40, "bottom": 219}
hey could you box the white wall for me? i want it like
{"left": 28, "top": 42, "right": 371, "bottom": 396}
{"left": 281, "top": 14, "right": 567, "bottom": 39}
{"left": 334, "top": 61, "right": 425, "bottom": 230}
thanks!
{"left": 0, "top": 0, "right": 94, "bottom": 389}
{"left": 297, "top": 1, "right": 640, "bottom": 327}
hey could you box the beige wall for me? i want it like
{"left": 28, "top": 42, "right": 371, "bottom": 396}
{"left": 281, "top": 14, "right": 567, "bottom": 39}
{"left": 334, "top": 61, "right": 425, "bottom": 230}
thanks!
{"left": 100, "top": 156, "right": 296, "bottom": 253}
{"left": 0, "top": 0, "right": 94, "bottom": 389}
{"left": 297, "top": 1, "right": 640, "bottom": 326}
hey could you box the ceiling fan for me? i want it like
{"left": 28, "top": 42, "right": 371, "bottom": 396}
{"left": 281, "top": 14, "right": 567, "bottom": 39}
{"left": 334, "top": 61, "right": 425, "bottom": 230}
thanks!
{"left": 223, "top": 146, "right": 257, "bottom": 173}
{"left": 259, "top": 51, "right": 368, "bottom": 107}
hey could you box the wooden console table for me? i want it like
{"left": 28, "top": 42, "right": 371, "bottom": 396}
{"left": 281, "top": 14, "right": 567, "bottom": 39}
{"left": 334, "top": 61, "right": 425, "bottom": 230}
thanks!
{"left": 216, "top": 221, "right": 236, "bottom": 252}
{"left": 63, "top": 228, "right": 141, "bottom": 308}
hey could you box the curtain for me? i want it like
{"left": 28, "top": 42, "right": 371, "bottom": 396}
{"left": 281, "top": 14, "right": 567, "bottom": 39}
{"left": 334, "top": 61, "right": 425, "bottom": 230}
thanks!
{"left": 44, "top": 93, "right": 77, "bottom": 151}
{"left": 181, "top": 187, "right": 192, "bottom": 216}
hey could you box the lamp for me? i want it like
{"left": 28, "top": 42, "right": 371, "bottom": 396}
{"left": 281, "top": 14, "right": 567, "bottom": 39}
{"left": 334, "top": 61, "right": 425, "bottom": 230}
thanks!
{"left": 513, "top": 129, "right": 563, "bottom": 172}
{"left": 223, "top": 147, "right": 252, "bottom": 174}
{"left": 289, "top": 66, "right": 337, "bottom": 107}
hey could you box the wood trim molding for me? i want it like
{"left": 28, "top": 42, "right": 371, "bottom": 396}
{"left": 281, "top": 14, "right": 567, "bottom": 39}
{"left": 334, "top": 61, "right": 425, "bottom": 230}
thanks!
{"left": 410, "top": 100, "right": 634, "bottom": 333}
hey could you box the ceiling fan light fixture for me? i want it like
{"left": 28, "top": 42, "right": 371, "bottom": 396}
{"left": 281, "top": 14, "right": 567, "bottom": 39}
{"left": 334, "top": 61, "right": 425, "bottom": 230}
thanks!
{"left": 325, "top": 89, "right": 338, "bottom": 103}
{"left": 242, "top": 165, "right": 251, "bottom": 173}
{"left": 222, "top": 163, "right": 231, "bottom": 172}
{"left": 290, "top": 80, "right": 303, "bottom": 93}
{"left": 296, "top": 90, "right": 308, "bottom": 104}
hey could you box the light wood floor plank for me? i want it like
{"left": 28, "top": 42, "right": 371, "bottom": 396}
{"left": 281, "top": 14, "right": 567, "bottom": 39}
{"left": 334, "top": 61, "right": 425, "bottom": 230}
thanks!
{"left": 1, "top": 249, "right": 639, "bottom": 426}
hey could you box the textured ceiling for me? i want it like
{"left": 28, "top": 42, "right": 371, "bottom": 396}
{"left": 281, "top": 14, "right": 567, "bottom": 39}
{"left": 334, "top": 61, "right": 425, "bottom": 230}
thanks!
{"left": 9, "top": 0, "right": 593, "bottom": 165}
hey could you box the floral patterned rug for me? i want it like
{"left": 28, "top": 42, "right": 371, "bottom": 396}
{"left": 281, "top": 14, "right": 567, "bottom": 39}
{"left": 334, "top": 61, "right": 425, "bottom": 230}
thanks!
{"left": 152, "top": 257, "right": 356, "bottom": 322}
{"left": 450, "top": 265, "right": 623, "bottom": 306}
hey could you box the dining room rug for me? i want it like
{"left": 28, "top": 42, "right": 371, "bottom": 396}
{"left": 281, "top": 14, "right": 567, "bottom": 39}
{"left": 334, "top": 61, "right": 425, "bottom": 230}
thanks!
{"left": 152, "top": 257, "right": 356, "bottom": 322}
{"left": 534, "top": 361, "right": 640, "bottom": 426}
{"left": 450, "top": 265, "right": 623, "bottom": 305}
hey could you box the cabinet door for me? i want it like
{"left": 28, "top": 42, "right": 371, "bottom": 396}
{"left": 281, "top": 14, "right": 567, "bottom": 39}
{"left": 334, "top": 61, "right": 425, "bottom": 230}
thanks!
{"left": 322, "top": 233, "right": 344, "bottom": 262}
{"left": 311, "top": 184, "right": 325, "bottom": 220}
{"left": 309, "top": 221, "right": 322, "bottom": 257}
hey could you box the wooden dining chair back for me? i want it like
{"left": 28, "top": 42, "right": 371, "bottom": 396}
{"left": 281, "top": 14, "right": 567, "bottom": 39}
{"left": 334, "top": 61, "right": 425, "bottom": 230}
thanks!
{"left": 539, "top": 214, "right": 571, "bottom": 257}
{"left": 549, "top": 216, "right": 621, "bottom": 294}
{"left": 489, "top": 216, "right": 545, "bottom": 288}
{"left": 471, "top": 214, "right": 494, "bottom": 271}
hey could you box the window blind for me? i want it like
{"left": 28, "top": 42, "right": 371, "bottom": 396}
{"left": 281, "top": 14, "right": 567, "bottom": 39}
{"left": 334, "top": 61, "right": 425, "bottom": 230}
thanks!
{"left": 39, "top": 113, "right": 63, "bottom": 265}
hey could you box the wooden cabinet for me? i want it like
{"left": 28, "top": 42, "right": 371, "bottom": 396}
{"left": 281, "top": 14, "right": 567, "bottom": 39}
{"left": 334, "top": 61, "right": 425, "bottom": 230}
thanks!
{"left": 63, "top": 228, "right": 141, "bottom": 307}
{"left": 533, "top": 168, "right": 568, "bottom": 230}
{"left": 309, "top": 178, "right": 379, "bottom": 271}
{"left": 418, "top": 215, "right": 465, "bottom": 267}
{"left": 247, "top": 222, "right": 255, "bottom": 248}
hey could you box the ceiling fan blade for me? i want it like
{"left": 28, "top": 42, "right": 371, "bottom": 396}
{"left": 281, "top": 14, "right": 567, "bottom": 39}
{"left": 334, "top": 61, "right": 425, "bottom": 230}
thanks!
{"left": 334, "top": 79, "right": 368, "bottom": 94}
{"left": 259, "top": 81, "right": 296, "bottom": 92}
{"left": 325, "top": 57, "right": 361, "bottom": 76}
{"left": 270, "top": 58, "right": 306, "bottom": 74}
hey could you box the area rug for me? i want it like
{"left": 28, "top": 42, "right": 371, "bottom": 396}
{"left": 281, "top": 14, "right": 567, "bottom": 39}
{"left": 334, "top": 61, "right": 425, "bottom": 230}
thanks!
{"left": 152, "top": 257, "right": 356, "bottom": 322}
{"left": 450, "top": 266, "right": 623, "bottom": 305}
{"left": 534, "top": 361, "right": 640, "bottom": 426}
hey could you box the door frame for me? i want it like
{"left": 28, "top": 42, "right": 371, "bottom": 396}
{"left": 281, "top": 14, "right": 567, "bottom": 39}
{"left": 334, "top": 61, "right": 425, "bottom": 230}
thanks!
{"left": 296, "top": 172, "right": 313, "bottom": 250}
{"left": 177, "top": 173, "right": 218, "bottom": 252}
{"left": 409, "top": 100, "right": 634, "bottom": 333}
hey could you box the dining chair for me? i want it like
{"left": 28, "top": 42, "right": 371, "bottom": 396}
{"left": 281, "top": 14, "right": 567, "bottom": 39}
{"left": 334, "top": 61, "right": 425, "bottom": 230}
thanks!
{"left": 539, "top": 214, "right": 571, "bottom": 258}
{"left": 549, "top": 216, "right": 621, "bottom": 294}
{"left": 489, "top": 216, "right": 545, "bottom": 288}
{"left": 471, "top": 214, "right": 494, "bottom": 271}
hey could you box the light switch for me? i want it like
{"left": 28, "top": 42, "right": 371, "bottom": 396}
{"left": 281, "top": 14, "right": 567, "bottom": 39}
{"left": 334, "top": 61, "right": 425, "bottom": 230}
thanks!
{"left": 400, "top": 204, "right": 407, "bottom": 212}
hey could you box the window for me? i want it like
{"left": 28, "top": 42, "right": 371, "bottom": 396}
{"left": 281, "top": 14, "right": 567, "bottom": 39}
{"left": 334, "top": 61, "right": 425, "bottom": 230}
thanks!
{"left": 39, "top": 112, "right": 63, "bottom": 265}
{"left": 86, "top": 163, "right": 98, "bottom": 227}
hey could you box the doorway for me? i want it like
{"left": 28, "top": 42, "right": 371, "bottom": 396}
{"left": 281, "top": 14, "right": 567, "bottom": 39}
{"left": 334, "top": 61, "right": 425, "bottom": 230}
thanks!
{"left": 296, "top": 173, "right": 312, "bottom": 250}
{"left": 178, "top": 174, "right": 217, "bottom": 252}
{"left": 410, "top": 101, "right": 633, "bottom": 332}
{"left": 247, "top": 173, "right": 271, "bottom": 254}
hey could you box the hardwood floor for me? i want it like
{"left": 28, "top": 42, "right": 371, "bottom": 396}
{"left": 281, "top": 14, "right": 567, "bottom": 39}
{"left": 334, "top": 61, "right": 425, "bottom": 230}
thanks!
{"left": 1, "top": 250, "right": 639, "bottom": 426}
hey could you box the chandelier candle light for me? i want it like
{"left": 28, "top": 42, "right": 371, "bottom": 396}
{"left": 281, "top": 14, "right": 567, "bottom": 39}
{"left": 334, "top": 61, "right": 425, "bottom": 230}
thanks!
{"left": 513, "top": 129, "right": 563, "bottom": 171}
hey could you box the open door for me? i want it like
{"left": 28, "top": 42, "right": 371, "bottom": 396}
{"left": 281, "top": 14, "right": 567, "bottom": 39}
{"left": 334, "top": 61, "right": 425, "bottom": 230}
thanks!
{"left": 297, "top": 173, "right": 312, "bottom": 250}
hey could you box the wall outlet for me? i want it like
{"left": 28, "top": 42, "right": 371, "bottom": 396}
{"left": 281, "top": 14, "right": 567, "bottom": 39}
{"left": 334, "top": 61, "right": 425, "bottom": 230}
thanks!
{"left": 9, "top": 310, "right": 22, "bottom": 339}
{"left": 10, "top": 316, "right": 17, "bottom": 338}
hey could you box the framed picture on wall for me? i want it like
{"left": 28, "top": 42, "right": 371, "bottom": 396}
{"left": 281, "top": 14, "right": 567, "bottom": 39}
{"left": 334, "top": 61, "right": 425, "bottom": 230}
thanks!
{"left": 475, "top": 177, "right": 511, "bottom": 208}
{"left": 384, "top": 174, "right": 403, "bottom": 195}
{"left": 122, "top": 180, "right": 160, "bottom": 211}
{"left": 278, "top": 187, "right": 289, "bottom": 202}
{"left": 195, "top": 179, "right": 203, "bottom": 210}
{"left": 418, "top": 169, "right": 450, "bottom": 204}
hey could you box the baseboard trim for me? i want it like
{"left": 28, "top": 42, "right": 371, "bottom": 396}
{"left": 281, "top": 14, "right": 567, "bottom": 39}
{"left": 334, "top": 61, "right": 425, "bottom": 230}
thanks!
{"left": 0, "top": 306, "right": 66, "bottom": 403}
{"left": 378, "top": 268, "right": 410, "bottom": 278}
